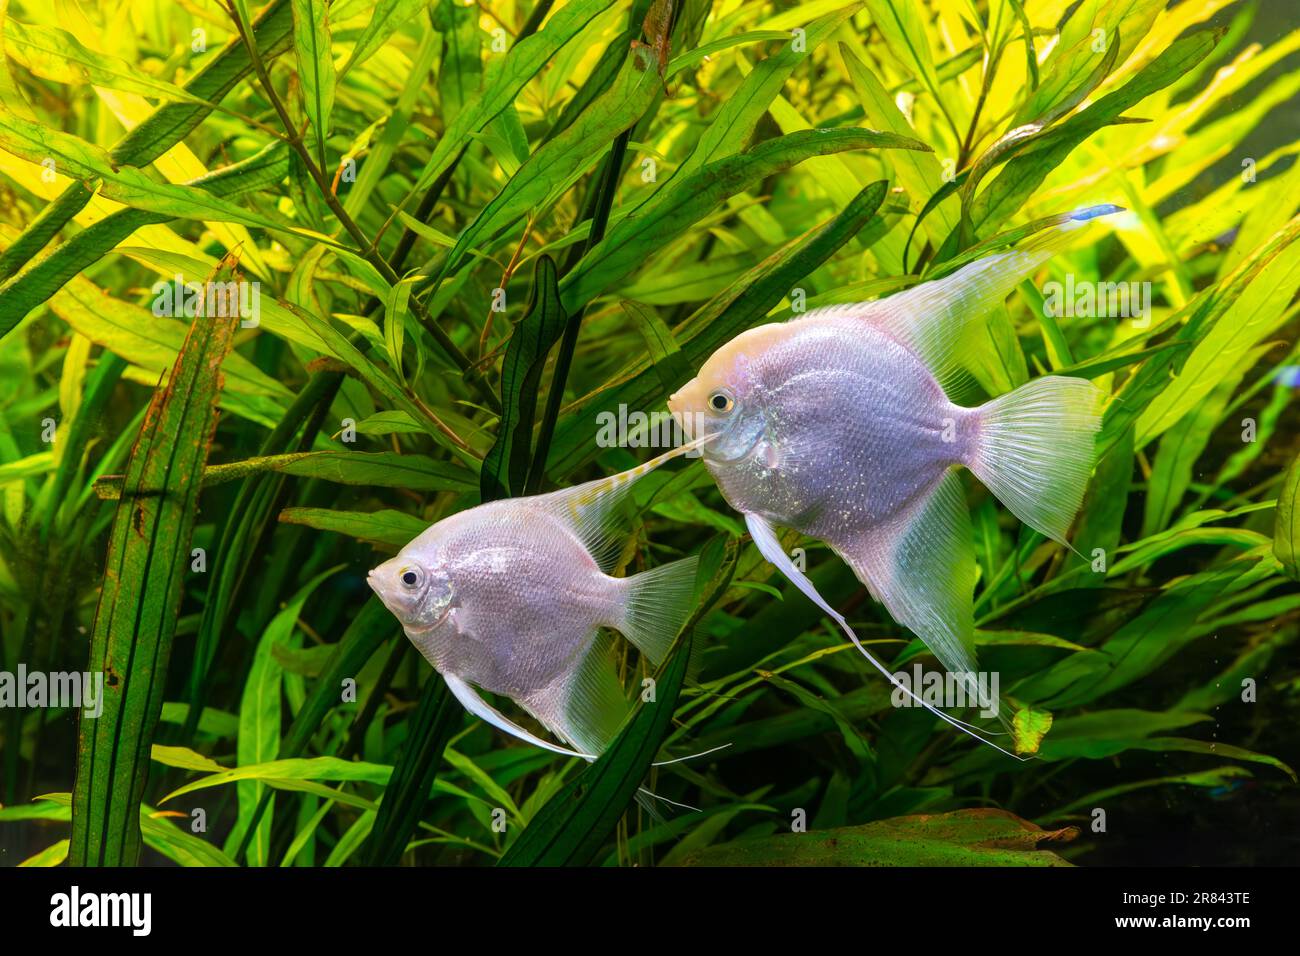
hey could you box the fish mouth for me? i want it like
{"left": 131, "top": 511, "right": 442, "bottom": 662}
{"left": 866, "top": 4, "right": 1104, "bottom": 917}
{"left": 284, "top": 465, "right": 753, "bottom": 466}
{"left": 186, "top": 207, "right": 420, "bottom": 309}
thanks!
{"left": 365, "top": 569, "right": 396, "bottom": 613}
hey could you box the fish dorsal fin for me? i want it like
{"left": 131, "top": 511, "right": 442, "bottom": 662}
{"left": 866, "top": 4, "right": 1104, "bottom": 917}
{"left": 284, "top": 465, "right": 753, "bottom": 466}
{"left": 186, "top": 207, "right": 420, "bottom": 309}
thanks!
{"left": 536, "top": 433, "right": 715, "bottom": 572}
{"left": 800, "top": 217, "right": 1101, "bottom": 393}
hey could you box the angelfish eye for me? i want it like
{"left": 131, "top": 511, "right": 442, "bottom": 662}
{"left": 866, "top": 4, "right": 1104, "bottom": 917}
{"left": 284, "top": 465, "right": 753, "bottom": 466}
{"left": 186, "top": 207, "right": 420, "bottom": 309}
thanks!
{"left": 708, "top": 390, "right": 734, "bottom": 413}
{"left": 400, "top": 568, "right": 421, "bottom": 589}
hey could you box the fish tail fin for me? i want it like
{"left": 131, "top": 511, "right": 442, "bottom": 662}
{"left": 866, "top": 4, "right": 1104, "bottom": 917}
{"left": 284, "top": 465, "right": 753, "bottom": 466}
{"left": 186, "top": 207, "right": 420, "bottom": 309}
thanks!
{"left": 618, "top": 555, "right": 699, "bottom": 667}
{"left": 967, "top": 375, "right": 1105, "bottom": 547}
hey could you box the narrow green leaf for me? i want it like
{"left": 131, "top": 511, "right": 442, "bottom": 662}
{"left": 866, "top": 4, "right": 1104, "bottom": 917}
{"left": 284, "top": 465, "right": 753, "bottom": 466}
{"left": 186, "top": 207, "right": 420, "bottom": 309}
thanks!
{"left": 361, "top": 674, "right": 462, "bottom": 865}
{"left": 840, "top": 42, "right": 955, "bottom": 246}
{"left": 69, "top": 282, "right": 238, "bottom": 866}
{"left": 234, "top": 597, "right": 397, "bottom": 857}
{"left": 96, "top": 450, "right": 477, "bottom": 500}
{"left": 436, "top": 45, "right": 661, "bottom": 287}
{"left": 621, "top": 300, "right": 692, "bottom": 391}
{"left": 404, "top": 0, "right": 619, "bottom": 207}
{"left": 229, "top": 567, "right": 338, "bottom": 866}
{"left": 972, "top": 29, "right": 1222, "bottom": 233}
{"left": 290, "top": 0, "right": 336, "bottom": 173}
{"left": 277, "top": 506, "right": 428, "bottom": 548}
{"left": 674, "top": 5, "right": 858, "bottom": 182}
{"left": 1015, "top": 0, "right": 1161, "bottom": 123}
{"left": 1136, "top": 220, "right": 1300, "bottom": 445}
{"left": 1275, "top": 451, "right": 1300, "bottom": 581}
{"left": 0, "top": 144, "right": 289, "bottom": 340}
{"left": 0, "top": 110, "right": 300, "bottom": 233}
{"left": 384, "top": 277, "right": 415, "bottom": 383}
{"left": 1106, "top": 210, "right": 1300, "bottom": 453}
{"left": 4, "top": 19, "right": 206, "bottom": 103}
{"left": 0, "top": 0, "right": 295, "bottom": 284}
{"left": 666, "top": 30, "right": 789, "bottom": 77}
{"left": 481, "top": 256, "right": 568, "bottom": 501}
{"left": 341, "top": 0, "right": 425, "bottom": 75}
{"left": 561, "top": 129, "right": 927, "bottom": 312}
{"left": 673, "top": 808, "right": 1075, "bottom": 866}
{"left": 161, "top": 757, "right": 395, "bottom": 803}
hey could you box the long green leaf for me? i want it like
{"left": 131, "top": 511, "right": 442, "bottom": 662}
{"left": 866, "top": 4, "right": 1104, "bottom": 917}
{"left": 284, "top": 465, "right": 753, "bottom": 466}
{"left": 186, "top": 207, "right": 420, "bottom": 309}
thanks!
{"left": 560, "top": 130, "right": 925, "bottom": 312}
{"left": 69, "top": 282, "right": 237, "bottom": 866}
{"left": 434, "top": 45, "right": 661, "bottom": 287}
{"left": 0, "top": 144, "right": 289, "bottom": 339}
{"left": 673, "top": 808, "right": 1075, "bottom": 866}
{"left": 0, "top": 110, "right": 301, "bottom": 233}
{"left": 277, "top": 506, "right": 429, "bottom": 547}
{"left": 361, "top": 673, "right": 462, "bottom": 865}
{"left": 291, "top": 0, "right": 336, "bottom": 173}
{"left": 403, "top": 0, "right": 619, "bottom": 210}
{"left": 972, "top": 28, "right": 1223, "bottom": 233}
{"left": 1275, "top": 451, "right": 1300, "bottom": 581}
{"left": 95, "top": 450, "right": 477, "bottom": 500}
{"left": 481, "top": 256, "right": 568, "bottom": 501}
{"left": 0, "top": 0, "right": 294, "bottom": 284}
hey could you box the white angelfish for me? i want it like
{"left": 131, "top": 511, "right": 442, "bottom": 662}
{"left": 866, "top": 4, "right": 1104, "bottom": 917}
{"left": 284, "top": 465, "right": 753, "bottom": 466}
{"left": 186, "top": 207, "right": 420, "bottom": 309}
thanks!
{"left": 667, "top": 215, "right": 1112, "bottom": 755}
{"left": 368, "top": 438, "right": 717, "bottom": 768}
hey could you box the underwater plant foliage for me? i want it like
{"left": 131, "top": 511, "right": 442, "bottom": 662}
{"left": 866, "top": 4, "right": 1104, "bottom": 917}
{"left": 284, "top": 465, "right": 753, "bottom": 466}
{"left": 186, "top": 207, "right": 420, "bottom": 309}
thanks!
{"left": 0, "top": 0, "right": 1297, "bottom": 868}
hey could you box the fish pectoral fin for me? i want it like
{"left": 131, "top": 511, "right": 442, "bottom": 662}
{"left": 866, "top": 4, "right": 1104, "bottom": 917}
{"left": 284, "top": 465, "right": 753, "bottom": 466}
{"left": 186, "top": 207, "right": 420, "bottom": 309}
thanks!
{"left": 746, "top": 511, "right": 1021, "bottom": 756}
{"left": 830, "top": 470, "right": 999, "bottom": 723}
{"left": 745, "top": 513, "right": 857, "bottom": 640}
{"left": 519, "top": 632, "right": 628, "bottom": 758}
{"left": 442, "top": 673, "right": 597, "bottom": 761}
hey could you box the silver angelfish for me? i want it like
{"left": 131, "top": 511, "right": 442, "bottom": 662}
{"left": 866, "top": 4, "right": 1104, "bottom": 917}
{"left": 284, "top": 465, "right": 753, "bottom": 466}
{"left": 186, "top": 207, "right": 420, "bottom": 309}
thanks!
{"left": 667, "top": 217, "right": 1110, "bottom": 755}
{"left": 368, "top": 440, "right": 710, "bottom": 762}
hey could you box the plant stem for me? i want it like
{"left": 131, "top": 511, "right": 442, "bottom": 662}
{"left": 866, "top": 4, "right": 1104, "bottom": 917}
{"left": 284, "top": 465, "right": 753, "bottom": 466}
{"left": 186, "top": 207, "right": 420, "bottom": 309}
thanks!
{"left": 224, "top": 1, "right": 500, "bottom": 413}
{"left": 523, "top": 128, "right": 632, "bottom": 493}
